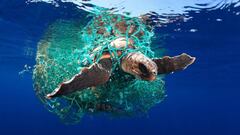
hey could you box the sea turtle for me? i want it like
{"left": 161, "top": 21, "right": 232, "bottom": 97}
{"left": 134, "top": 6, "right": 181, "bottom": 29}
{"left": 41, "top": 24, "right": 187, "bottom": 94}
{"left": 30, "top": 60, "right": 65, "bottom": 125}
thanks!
{"left": 46, "top": 34, "right": 195, "bottom": 99}
{"left": 33, "top": 12, "right": 196, "bottom": 121}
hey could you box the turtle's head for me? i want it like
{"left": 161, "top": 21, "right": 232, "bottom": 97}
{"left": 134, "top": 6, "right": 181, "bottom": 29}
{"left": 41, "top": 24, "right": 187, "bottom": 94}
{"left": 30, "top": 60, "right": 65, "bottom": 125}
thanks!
{"left": 121, "top": 52, "right": 157, "bottom": 81}
{"left": 138, "top": 61, "right": 158, "bottom": 81}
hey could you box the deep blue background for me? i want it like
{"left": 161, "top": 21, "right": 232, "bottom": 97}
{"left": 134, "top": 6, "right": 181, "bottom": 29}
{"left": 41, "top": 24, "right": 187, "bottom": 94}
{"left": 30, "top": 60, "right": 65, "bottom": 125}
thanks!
{"left": 0, "top": 1, "right": 240, "bottom": 135}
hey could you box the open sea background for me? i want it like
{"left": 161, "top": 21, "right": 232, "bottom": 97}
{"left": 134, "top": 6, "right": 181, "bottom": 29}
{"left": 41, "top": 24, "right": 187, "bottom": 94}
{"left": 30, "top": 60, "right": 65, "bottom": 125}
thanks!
{"left": 0, "top": 0, "right": 240, "bottom": 135}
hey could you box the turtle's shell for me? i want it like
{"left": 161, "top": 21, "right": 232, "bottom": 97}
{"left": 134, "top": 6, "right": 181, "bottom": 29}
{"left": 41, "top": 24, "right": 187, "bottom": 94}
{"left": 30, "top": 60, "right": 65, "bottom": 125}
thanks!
{"left": 33, "top": 13, "right": 165, "bottom": 123}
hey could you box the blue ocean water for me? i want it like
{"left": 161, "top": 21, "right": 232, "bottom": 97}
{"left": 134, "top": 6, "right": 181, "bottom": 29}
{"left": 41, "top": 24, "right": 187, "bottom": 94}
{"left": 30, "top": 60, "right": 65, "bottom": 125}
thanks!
{"left": 0, "top": 0, "right": 240, "bottom": 135}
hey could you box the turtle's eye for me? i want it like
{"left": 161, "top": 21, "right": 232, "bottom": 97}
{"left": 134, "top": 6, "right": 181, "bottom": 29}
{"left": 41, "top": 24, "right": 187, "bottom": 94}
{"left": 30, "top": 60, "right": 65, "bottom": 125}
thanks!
{"left": 139, "top": 63, "right": 149, "bottom": 74}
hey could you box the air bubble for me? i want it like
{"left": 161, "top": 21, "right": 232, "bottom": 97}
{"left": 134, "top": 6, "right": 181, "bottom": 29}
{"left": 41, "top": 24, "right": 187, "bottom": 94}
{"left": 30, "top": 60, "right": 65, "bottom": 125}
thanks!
{"left": 189, "top": 29, "right": 198, "bottom": 32}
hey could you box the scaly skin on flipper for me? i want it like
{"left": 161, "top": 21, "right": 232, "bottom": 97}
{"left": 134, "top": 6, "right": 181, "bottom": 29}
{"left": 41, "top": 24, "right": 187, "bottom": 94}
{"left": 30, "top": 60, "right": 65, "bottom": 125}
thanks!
{"left": 46, "top": 58, "right": 112, "bottom": 99}
{"left": 152, "top": 53, "right": 196, "bottom": 74}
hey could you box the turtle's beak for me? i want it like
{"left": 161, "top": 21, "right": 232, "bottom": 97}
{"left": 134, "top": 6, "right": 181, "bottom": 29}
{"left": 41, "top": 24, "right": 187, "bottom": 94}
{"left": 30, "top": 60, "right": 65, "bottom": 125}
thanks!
{"left": 140, "top": 73, "right": 156, "bottom": 81}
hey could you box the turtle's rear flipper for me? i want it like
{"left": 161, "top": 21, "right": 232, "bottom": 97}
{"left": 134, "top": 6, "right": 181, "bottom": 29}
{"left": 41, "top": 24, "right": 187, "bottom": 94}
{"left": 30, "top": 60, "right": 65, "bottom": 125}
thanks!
{"left": 46, "top": 58, "right": 112, "bottom": 99}
{"left": 152, "top": 53, "right": 195, "bottom": 74}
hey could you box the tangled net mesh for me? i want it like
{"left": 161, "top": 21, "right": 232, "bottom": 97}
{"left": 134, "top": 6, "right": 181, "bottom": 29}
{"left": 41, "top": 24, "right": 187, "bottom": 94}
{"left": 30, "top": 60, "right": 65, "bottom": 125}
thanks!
{"left": 33, "top": 11, "right": 166, "bottom": 123}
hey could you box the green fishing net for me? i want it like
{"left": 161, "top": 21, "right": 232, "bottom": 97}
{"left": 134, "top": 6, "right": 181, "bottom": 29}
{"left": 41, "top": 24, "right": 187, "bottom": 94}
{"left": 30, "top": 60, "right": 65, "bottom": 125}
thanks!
{"left": 33, "top": 12, "right": 166, "bottom": 123}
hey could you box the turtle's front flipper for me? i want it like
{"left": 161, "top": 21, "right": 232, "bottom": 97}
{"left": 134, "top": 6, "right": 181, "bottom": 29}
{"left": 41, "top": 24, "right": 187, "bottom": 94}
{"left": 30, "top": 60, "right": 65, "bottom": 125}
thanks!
{"left": 46, "top": 58, "right": 112, "bottom": 99}
{"left": 152, "top": 53, "right": 195, "bottom": 74}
